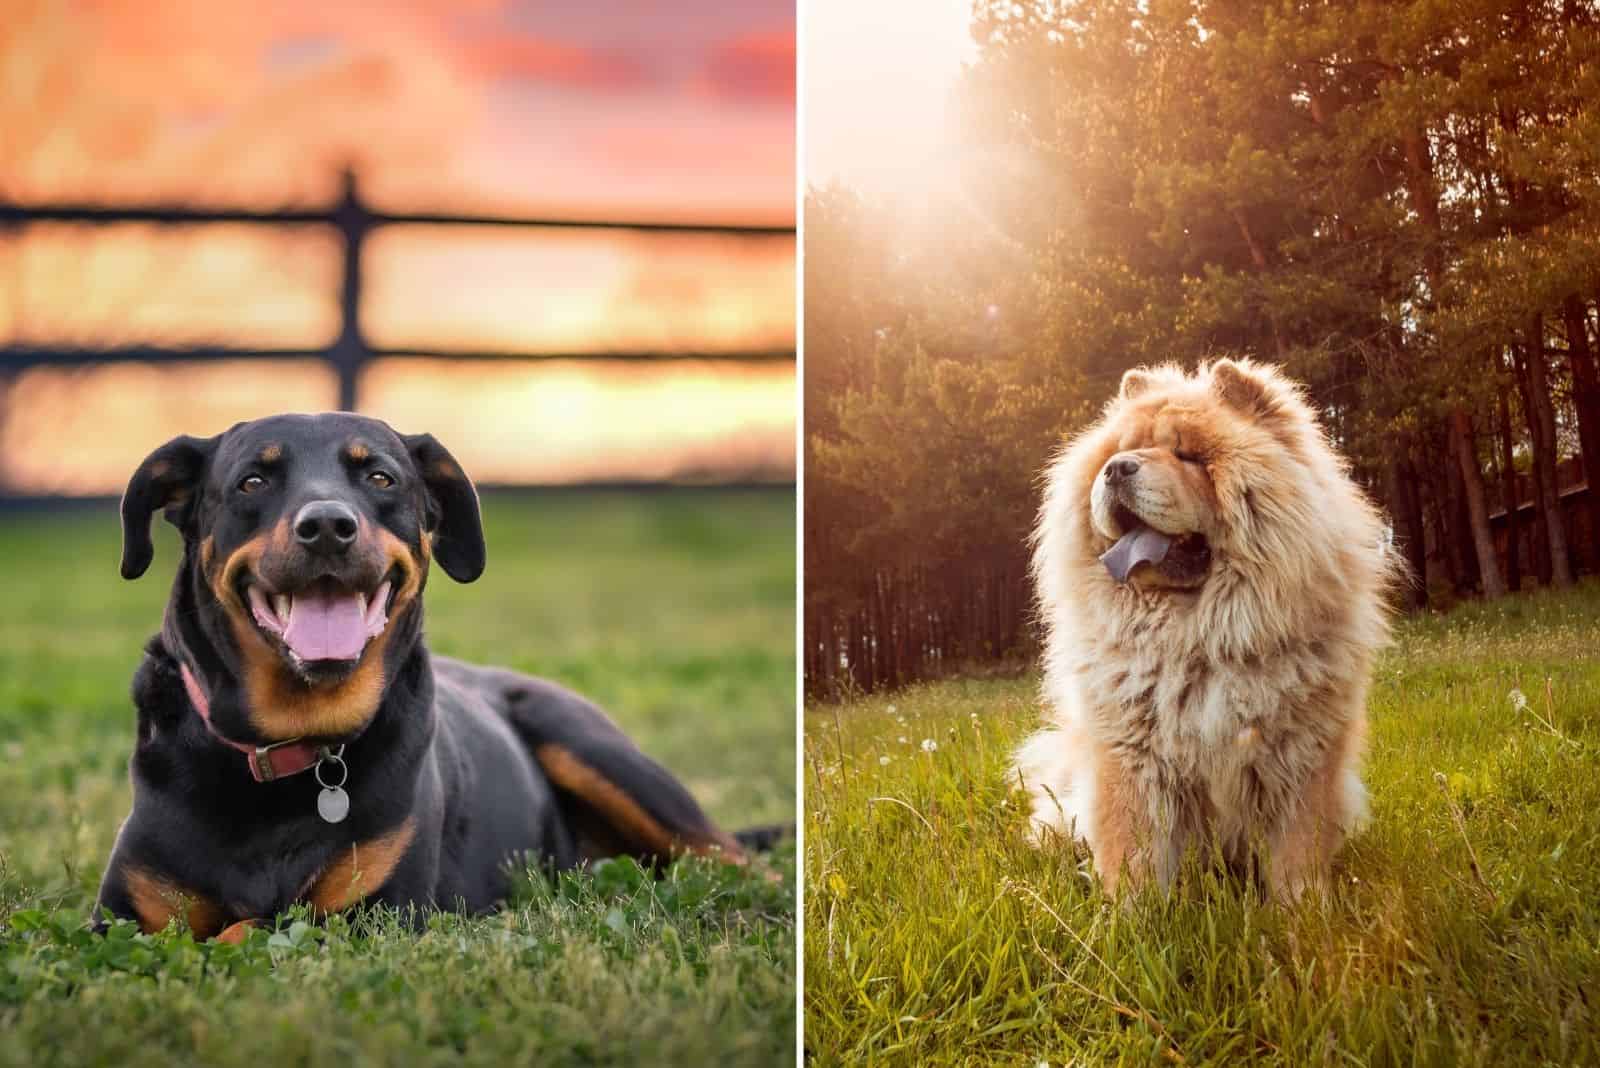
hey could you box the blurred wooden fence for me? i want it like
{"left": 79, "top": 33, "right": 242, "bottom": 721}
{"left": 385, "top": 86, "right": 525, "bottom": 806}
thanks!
{"left": 0, "top": 169, "right": 794, "bottom": 493}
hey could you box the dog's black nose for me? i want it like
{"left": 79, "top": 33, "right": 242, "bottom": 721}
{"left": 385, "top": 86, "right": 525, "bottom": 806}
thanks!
{"left": 1105, "top": 457, "right": 1141, "bottom": 483}
{"left": 293, "top": 500, "right": 359, "bottom": 555}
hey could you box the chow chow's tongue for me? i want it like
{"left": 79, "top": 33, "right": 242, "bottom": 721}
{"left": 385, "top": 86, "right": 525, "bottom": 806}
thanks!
{"left": 1100, "top": 527, "right": 1174, "bottom": 583}
{"left": 281, "top": 589, "right": 367, "bottom": 661}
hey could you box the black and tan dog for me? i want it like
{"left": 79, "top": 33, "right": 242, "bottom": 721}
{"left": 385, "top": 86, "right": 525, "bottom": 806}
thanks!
{"left": 96, "top": 412, "right": 769, "bottom": 939}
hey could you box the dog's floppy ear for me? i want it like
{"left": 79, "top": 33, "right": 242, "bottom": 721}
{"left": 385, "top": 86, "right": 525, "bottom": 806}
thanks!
{"left": 1210, "top": 359, "right": 1282, "bottom": 419}
{"left": 120, "top": 435, "right": 217, "bottom": 580}
{"left": 404, "top": 433, "right": 485, "bottom": 583}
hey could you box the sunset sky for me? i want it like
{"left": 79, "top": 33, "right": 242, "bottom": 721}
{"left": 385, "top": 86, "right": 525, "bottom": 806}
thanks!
{"left": 5, "top": 0, "right": 795, "bottom": 219}
{"left": 0, "top": 0, "right": 795, "bottom": 492}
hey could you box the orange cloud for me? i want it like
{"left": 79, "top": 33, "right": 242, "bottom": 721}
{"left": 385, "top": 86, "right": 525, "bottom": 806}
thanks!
{"left": 697, "top": 30, "right": 795, "bottom": 104}
{"left": 457, "top": 35, "right": 658, "bottom": 93}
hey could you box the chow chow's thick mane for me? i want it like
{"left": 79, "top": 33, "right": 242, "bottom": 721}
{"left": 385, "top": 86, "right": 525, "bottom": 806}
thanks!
{"left": 1033, "top": 358, "right": 1399, "bottom": 675}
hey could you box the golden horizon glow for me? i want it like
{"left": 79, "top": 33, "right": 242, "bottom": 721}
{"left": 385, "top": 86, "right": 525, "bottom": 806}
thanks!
{"left": 363, "top": 359, "right": 795, "bottom": 485}
{"left": 0, "top": 226, "right": 794, "bottom": 356}
{"left": 0, "top": 359, "right": 795, "bottom": 495}
{"left": 366, "top": 229, "right": 795, "bottom": 355}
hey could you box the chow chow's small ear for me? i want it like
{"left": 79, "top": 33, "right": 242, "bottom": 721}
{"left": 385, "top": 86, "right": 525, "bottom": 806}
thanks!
{"left": 120, "top": 435, "right": 217, "bottom": 579}
{"left": 1119, "top": 368, "right": 1153, "bottom": 400}
{"left": 1210, "top": 359, "right": 1280, "bottom": 419}
{"left": 404, "top": 433, "right": 485, "bottom": 583}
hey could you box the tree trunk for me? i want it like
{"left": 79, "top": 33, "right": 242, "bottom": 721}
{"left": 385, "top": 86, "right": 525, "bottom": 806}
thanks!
{"left": 1387, "top": 446, "right": 1428, "bottom": 609}
{"left": 1231, "top": 207, "right": 1287, "bottom": 359}
{"left": 1514, "top": 345, "right": 1553, "bottom": 585}
{"left": 1402, "top": 127, "right": 1502, "bottom": 596}
{"left": 1524, "top": 316, "right": 1574, "bottom": 586}
{"left": 1402, "top": 455, "right": 1429, "bottom": 605}
{"left": 1429, "top": 431, "right": 1465, "bottom": 591}
{"left": 1402, "top": 129, "right": 1446, "bottom": 288}
{"left": 1562, "top": 294, "right": 1600, "bottom": 562}
{"left": 1497, "top": 378, "right": 1522, "bottom": 593}
{"left": 1448, "top": 407, "right": 1507, "bottom": 597}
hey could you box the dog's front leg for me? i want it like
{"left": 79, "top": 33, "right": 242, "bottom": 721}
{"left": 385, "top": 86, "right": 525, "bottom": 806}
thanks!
{"left": 1263, "top": 742, "right": 1353, "bottom": 902}
{"left": 1090, "top": 750, "right": 1184, "bottom": 898}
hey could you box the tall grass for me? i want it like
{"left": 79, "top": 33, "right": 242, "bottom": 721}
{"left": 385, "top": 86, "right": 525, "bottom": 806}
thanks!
{"left": 805, "top": 581, "right": 1600, "bottom": 1065}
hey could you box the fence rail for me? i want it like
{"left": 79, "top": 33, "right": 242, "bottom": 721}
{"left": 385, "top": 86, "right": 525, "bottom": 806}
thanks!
{"left": 0, "top": 345, "right": 798, "bottom": 371}
{"left": 0, "top": 169, "right": 795, "bottom": 411}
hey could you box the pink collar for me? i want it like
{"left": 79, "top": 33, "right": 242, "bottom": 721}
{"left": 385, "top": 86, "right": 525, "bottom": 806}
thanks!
{"left": 179, "top": 663, "right": 322, "bottom": 783}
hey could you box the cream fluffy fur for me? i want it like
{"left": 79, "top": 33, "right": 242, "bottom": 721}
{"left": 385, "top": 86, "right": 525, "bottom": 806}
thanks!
{"left": 1014, "top": 359, "right": 1398, "bottom": 900}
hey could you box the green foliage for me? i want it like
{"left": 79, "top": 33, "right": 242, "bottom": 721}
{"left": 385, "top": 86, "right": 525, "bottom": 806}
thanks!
{"left": 804, "top": 580, "right": 1600, "bottom": 1065}
{"left": 0, "top": 491, "right": 795, "bottom": 1067}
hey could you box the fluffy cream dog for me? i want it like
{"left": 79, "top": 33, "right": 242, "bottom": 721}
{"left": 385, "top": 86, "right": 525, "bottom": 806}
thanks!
{"left": 1014, "top": 359, "right": 1396, "bottom": 900}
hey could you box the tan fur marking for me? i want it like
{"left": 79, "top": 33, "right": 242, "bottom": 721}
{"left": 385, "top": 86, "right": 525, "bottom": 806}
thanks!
{"left": 431, "top": 459, "right": 460, "bottom": 481}
{"left": 345, "top": 441, "right": 370, "bottom": 462}
{"left": 308, "top": 818, "right": 417, "bottom": 914}
{"left": 214, "top": 519, "right": 418, "bottom": 741}
{"left": 148, "top": 460, "right": 171, "bottom": 479}
{"left": 535, "top": 744, "right": 676, "bottom": 854}
{"left": 374, "top": 526, "right": 423, "bottom": 617}
{"left": 535, "top": 744, "right": 743, "bottom": 861}
{"left": 213, "top": 531, "right": 270, "bottom": 657}
{"left": 240, "top": 648, "right": 389, "bottom": 741}
{"left": 215, "top": 919, "right": 257, "bottom": 944}
{"left": 258, "top": 444, "right": 282, "bottom": 464}
{"left": 269, "top": 516, "right": 293, "bottom": 554}
{"left": 124, "top": 868, "right": 226, "bottom": 937}
{"left": 229, "top": 607, "right": 385, "bottom": 740}
{"left": 214, "top": 530, "right": 271, "bottom": 604}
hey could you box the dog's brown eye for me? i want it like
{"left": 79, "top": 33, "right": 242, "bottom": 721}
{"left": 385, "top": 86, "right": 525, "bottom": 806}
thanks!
{"left": 1175, "top": 449, "right": 1205, "bottom": 465}
{"left": 238, "top": 474, "right": 266, "bottom": 494}
{"left": 367, "top": 470, "right": 395, "bottom": 489}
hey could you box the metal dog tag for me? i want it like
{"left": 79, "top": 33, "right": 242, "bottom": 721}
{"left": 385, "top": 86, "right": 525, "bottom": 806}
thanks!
{"left": 315, "top": 745, "right": 350, "bottom": 824}
{"left": 317, "top": 786, "right": 350, "bottom": 824}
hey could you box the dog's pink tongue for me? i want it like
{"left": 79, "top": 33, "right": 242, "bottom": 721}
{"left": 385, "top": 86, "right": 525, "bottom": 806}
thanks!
{"left": 1100, "top": 527, "right": 1174, "bottom": 583}
{"left": 281, "top": 590, "right": 367, "bottom": 661}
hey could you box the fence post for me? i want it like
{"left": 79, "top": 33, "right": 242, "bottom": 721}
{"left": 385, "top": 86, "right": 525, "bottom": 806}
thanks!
{"left": 331, "top": 169, "right": 369, "bottom": 411}
{"left": 0, "top": 206, "right": 19, "bottom": 456}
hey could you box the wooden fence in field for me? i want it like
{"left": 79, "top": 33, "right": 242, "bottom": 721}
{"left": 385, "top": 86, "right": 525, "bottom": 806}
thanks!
{"left": 0, "top": 169, "right": 795, "bottom": 492}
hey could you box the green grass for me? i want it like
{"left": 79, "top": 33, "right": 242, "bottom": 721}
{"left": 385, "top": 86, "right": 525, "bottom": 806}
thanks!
{"left": 805, "top": 581, "right": 1600, "bottom": 1066}
{"left": 0, "top": 489, "right": 796, "bottom": 1067}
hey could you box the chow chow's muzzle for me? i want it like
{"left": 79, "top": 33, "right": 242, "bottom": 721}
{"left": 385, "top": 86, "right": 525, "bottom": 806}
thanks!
{"left": 1091, "top": 451, "right": 1213, "bottom": 587}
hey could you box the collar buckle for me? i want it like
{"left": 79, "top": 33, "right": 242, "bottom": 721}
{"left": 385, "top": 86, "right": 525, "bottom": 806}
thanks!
{"left": 250, "top": 738, "right": 307, "bottom": 782}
